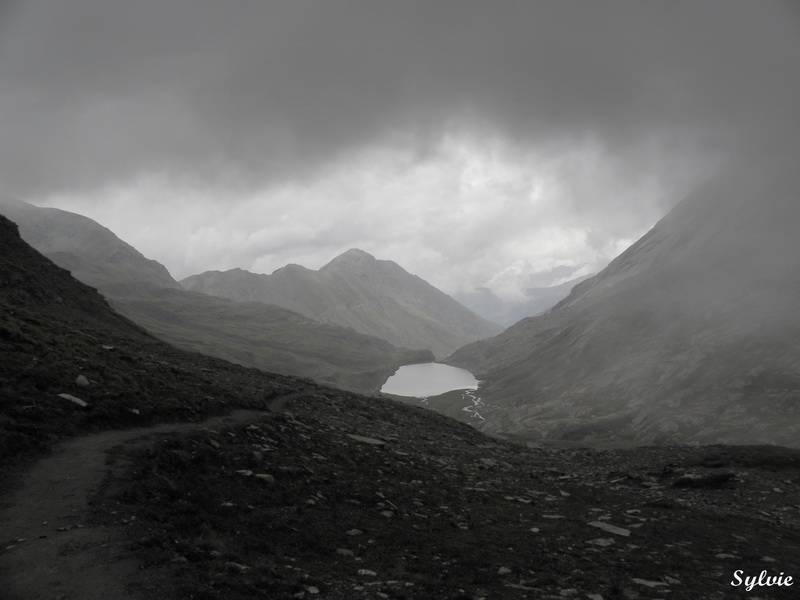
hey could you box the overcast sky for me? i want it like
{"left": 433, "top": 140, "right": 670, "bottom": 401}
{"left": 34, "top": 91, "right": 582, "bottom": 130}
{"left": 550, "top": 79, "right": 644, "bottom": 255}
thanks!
{"left": 1, "top": 1, "right": 798, "bottom": 299}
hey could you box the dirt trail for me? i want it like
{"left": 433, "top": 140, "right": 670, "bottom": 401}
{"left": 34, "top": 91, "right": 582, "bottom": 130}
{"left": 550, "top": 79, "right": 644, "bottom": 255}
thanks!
{"left": 0, "top": 408, "right": 274, "bottom": 600}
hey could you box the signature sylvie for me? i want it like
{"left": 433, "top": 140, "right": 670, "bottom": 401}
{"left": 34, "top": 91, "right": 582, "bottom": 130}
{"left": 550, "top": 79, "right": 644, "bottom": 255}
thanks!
{"left": 731, "top": 570, "right": 793, "bottom": 591}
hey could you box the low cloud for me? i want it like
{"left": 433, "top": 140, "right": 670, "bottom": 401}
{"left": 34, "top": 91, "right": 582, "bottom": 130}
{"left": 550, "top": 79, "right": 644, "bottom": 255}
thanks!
{"left": 4, "top": 1, "right": 798, "bottom": 298}
{"left": 38, "top": 133, "right": 704, "bottom": 299}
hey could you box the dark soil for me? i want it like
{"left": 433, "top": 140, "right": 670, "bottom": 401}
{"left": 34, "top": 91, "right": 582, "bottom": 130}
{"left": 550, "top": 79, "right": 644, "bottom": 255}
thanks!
{"left": 0, "top": 409, "right": 266, "bottom": 600}
{"left": 79, "top": 392, "right": 800, "bottom": 600}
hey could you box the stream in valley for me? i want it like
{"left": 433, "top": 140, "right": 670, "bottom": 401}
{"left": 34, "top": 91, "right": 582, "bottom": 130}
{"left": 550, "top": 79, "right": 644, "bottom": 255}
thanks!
{"left": 380, "top": 362, "right": 486, "bottom": 420}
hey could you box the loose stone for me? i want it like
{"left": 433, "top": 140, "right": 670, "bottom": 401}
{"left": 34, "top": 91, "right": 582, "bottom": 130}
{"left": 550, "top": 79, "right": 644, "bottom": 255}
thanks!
{"left": 588, "top": 521, "right": 630, "bottom": 537}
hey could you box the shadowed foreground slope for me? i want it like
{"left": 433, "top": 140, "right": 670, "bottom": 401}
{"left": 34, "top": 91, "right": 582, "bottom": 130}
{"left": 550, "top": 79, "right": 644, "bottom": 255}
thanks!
{"left": 31, "top": 392, "right": 800, "bottom": 600}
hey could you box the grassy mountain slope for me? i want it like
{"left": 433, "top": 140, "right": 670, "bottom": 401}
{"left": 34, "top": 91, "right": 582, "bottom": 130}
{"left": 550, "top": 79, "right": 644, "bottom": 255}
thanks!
{"left": 103, "top": 282, "right": 432, "bottom": 393}
{"left": 447, "top": 154, "right": 800, "bottom": 447}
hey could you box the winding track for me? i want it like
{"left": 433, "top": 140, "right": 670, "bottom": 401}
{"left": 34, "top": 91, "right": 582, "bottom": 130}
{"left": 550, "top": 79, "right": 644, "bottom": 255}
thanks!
{"left": 0, "top": 400, "right": 295, "bottom": 600}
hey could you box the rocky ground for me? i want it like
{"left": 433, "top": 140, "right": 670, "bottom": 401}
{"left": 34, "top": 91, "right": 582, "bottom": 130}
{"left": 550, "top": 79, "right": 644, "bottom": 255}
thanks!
{"left": 52, "top": 391, "right": 799, "bottom": 600}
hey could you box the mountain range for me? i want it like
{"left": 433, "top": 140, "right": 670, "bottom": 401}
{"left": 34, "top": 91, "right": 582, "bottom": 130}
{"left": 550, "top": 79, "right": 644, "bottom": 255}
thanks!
{"left": 447, "top": 152, "right": 800, "bottom": 447}
{"left": 4, "top": 146, "right": 800, "bottom": 449}
{"left": 181, "top": 250, "right": 501, "bottom": 358}
{"left": 4, "top": 210, "right": 799, "bottom": 599}
{"left": 0, "top": 198, "right": 434, "bottom": 393}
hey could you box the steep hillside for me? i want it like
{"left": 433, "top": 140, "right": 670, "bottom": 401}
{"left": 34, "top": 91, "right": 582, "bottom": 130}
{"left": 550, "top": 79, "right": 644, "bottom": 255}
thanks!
{"left": 0, "top": 201, "right": 430, "bottom": 393}
{"left": 182, "top": 249, "right": 502, "bottom": 358}
{"left": 0, "top": 214, "right": 314, "bottom": 460}
{"left": 447, "top": 154, "right": 800, "bottom": 447}
{"left": 0, "top": 197, "right": 180, "bottom": 291}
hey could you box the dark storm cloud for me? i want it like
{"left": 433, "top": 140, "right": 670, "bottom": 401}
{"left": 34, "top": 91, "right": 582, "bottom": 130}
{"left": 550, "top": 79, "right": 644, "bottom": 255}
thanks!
{"left": 1, "top": 0, "right": 798, "bottom": 196}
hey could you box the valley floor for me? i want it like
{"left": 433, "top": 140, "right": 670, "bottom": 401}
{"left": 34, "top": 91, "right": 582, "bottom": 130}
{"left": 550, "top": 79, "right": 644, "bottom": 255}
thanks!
{"left": 2, "top": 391, "right": 799, "bottom": 600}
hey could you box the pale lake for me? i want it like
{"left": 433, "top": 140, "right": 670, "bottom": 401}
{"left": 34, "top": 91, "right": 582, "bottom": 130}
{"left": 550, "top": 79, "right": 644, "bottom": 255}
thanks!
{"left": 380, "top": 362, "right": 479, "bottom": 398}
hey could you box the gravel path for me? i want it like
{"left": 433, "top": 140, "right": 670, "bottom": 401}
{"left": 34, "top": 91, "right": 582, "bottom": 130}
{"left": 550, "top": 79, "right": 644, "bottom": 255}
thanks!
{"left": 0, "top": 409, "right": 269, "bottom": 600}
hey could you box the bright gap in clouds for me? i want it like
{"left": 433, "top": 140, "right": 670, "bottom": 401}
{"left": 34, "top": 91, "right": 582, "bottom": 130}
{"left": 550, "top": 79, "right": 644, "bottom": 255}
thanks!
{"left": 34, "top": 134, "right": 689, "bottom": 302}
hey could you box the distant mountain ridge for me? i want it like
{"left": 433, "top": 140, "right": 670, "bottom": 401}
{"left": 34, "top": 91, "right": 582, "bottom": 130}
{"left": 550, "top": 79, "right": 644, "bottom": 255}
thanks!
{"left": 0, "top": 212, "right": 148, "bottom": 338}
{"left": 0, "top": 199, "right": 432, "bottom": 393}
{"left": 181, "top": 249, "right": 502, "bottom": 358}
{"left": 0, "top": 197, "right": 180, "bottom": 291}
{"left": 453, "top": 274, "right": 593, "bottom": 327}
{"left": 447, "top": 152, "right": 800, "bottom": 447}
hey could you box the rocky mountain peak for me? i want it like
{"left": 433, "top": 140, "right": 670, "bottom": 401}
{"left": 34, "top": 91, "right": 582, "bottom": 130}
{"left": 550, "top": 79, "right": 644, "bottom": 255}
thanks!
{"left": 183, "top": 249, "right": 501, "bottom": 358}
{"left": 271, "top": 263, "right": 314, "bottom": 276}
{"left": 335, "top": 248, "right": 374, "bottom": 261}
{"left": 320, "top": 248, "right": 382, "bottom": 273}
